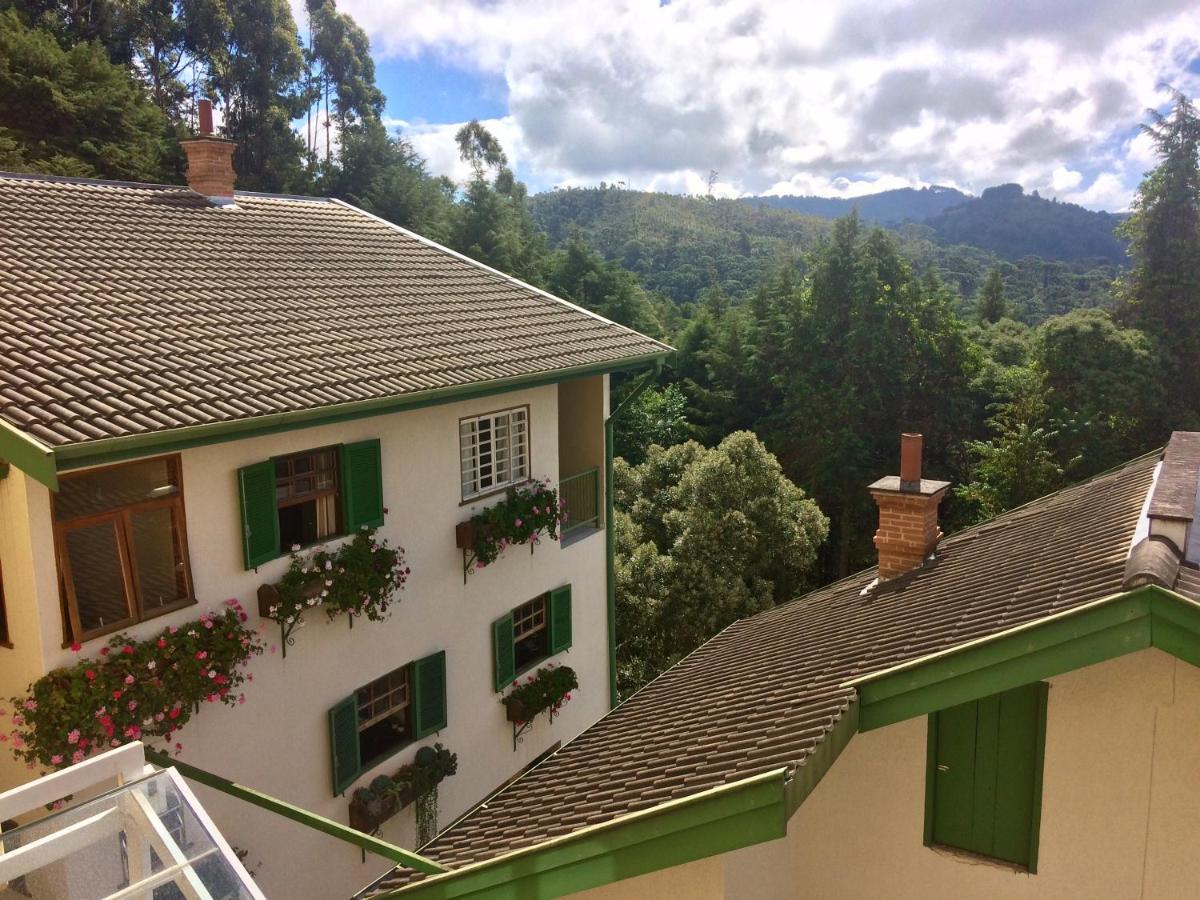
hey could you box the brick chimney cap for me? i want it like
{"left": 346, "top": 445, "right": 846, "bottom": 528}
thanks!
{"left": 868, "top": 475, "right": 950, "bottom": 497}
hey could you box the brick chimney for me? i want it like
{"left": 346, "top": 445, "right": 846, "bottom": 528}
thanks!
{"left": 869, "top": 433, "right": 951, "bottom": 579}
{"left": 180, "top": 99, "right": 237, "bottom": 205}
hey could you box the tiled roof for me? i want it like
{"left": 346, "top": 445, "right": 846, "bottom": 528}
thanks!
{"left": 369, "top": 451, "right": 1162, "bottom": 891}
{"left": 0, "top": 173, "right": 669, "bottom": 449}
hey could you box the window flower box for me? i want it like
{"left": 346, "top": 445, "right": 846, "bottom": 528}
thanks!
{"left": 349, "top": 744, "right": 457, "bottom": 843}
{"left": 457, "top": 480, "right": 566, "bottom": 580}
{"left": 259, "top": 528, "right": 409, "bottom": 656}
{"left": 501, "top": 664, "right": 577, "bottom": 750}
{"left": 5, "top": 601, "right": 264, "bottom": 770}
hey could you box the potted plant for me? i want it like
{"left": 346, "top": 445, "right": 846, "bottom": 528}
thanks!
{"left": 458, "top": 479, "right": 567, "bottom": 577}
{"left": 502, "top": 664, "right": 578, "bottom": 726}
{"left": 348, "top": 743, "right": 458, "bottom": 842}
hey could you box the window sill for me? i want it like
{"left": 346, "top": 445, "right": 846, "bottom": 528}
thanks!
{"left": 927, "top": 843, "right": 1032, "bottom": 874}
{"left": 560, "top": 524, "right": 603, "bottom": 549}
{"left": 63, "top": 597, "right": 197, "bottom": 648}
{"left": 460, "top": 478, "right": 533, "bottom": 508}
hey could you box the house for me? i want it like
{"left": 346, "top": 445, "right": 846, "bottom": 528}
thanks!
{"left": 361, "top": 432, "right": 1200, "bottom": 899}
{"left": 0, "top": 102, "right": 670, "bottom": 899}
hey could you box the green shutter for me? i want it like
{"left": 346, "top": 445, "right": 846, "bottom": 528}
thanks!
{"left": 925, "top": 682, "right": 1047, "bottom": 870}
{"left": 238, "top": 461, "right": 279, "bottom": 569}
{"left": 328, "top": 694, "right": 361, "bottom": 796}
{"left": 492, "top": 613, "right": 515, "bottom": 692}
{"left": 549, "top": 585, "right": 573, "bottom": 655}
{"left": 413, "top": 652, "right": 448, "bottom": 738}
{"left": 341, "top": 439, "right": 384, "bottom": 531}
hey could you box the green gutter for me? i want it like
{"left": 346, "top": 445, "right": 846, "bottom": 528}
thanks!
{"left": 0, "top": 417, "right": 57, "bottom": 490}
{"left": 375, "top": 767, "right": 788, "bottom": 899}
{"left": 48, "top": 352, "right": 669, "bottom": 474}
{"left": 849, "top": 585, "right": 1200, "bottom": 731}
{"left": 604, "top": 363, "right": 664, "bottom": 709}
{"left": 144, "top": 748, "right": 448, "bottom": 875}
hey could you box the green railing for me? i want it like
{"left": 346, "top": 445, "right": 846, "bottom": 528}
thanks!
{"left": 559, "top": 467, "right": 601, "bottom": 537}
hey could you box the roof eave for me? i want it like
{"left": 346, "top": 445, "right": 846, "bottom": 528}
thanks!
{"left": 0, "top": 416, "right": 57, "bottom": 490}
{"left": 43, "top": 352, "right": 670, "bottom": 475}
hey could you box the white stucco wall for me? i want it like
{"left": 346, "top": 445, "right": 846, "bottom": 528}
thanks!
{"left": 570, "top": 647, "right": 1200, "bottom": 900}
{"left": 0, "top": 375, "right": 611, "bottom": 898}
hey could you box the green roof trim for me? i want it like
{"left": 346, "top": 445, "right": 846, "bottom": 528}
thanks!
{"left": 784, "top": 699, "right": 858, "bottom": 816}
{"left": 850, "top": 584, "right": 1200, "bottom": 731}
{"left": 48, "top": 352, "right": 668, "bottom": 476}
{"left": 375, "top": 767, "right": 789, "bottom": 899}
{"left": 144, "top": 748, "right": 448, "bottom": 875}
{"left": 0, "top": 416, "right": 57, "bottom": 490}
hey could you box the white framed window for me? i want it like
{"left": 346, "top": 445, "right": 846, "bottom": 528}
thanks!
{"left": 460, "top": 406, "right": 529, "bottom": 500}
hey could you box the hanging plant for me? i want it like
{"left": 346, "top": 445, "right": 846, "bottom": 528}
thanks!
{"left": 456, "top": 479, "right": 566, "bottom": 576}
{"left": 349, "top": 743, "right": 458, "bottom": 842}
{"left": 259, "top": 528, "right": 410, "bottom": 653}
{"left": 3, "top": 601, "right": 264, "bottom": 771}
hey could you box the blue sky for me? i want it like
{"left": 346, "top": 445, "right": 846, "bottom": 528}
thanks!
{"left": 336, "top": 0, "right": 1200, "bottom": 210}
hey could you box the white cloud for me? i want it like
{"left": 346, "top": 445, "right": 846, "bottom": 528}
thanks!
{"left": 345, "top": 0, "right": 1200, "bottom": 209}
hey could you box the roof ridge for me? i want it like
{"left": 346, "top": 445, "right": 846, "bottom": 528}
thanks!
{"left": 0, "top": 169, "right": 335, "bottom": 203}
{"left": 748, "top": 448, "right": 1163, "bottom": 628}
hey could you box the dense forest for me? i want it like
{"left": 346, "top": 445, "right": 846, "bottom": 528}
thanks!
{"left": 2, "top": 0, "right": 1198, "bottom": 696}
{"left": 747, "top": 185, "right": 969, "bottom": 224}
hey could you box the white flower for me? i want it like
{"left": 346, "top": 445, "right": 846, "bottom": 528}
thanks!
{"left": 324, "top": 560, "right": 332, "bottom": 571}
{"left": 325, "top": 579, "right": 333, "bottom": 587}
{"left": 291, "top": 543, "right": 301, "bottom": 552}
{"left": 320, "top": 590, "right": 328, "bottom": 598}
{"left": 307, "top": 598, "right": 318, "bottom": 606}
{"left": 147, "top": 661, "right": 156, "bottom": 670}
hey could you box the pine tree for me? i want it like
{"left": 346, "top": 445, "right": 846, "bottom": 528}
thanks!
{"left": 1117, "top": 92, "right": 1200, "bottom": 427}
{"left": 977, "top": 266, "right": 1007, "bottom": 323}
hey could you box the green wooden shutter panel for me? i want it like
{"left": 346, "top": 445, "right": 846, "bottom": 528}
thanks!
{"left": 493, "top": 613, "right": 515, "bottom": 692}
{"left": 927, "top": 682, "right": 1046, "bottom": 869}
{"left": 413, "top": 651, "right": 448, "bottom": 738}
{"left": 238, "top": 460, "right": 279, "bottom": 569}
{"left": 328, "top": 694, "right": 361, "bottom": 795}
{"left": 549, "top": 585, "right": 572, "bottom": 655}
{"left": 341, "top": 439, "right": 384, "bottom": 531}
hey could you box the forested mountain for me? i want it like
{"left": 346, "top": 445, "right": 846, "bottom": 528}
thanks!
{"left": 744, "top": 185, "right": 969, "bottom": 223}
{"left": 530, "top": 186, "right": 1120, "bottom": 323}
{"left": 926, "top": 183, "right": 1128, "bottom": 263}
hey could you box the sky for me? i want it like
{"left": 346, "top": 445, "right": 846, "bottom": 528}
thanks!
{"left": 325, "top": 0, "right": 1200, "bottom": 211}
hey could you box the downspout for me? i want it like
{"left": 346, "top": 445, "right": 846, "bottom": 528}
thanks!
{"left": 604, "top": 362, "right": 663, "bottom": 709}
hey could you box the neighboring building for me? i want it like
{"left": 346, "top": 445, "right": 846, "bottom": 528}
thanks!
{"left": 0, "top": 108, "right": 669, "bottom": 899}
{"left": 363, "top": 433, "right": 1200, "bottom": 899}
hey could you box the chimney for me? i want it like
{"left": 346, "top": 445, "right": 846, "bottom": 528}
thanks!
{"left": 180, "top": 99, "right": 237, "bottom": 205}
{"left": 869, "top": 434, "right": 951, "bottom": 579}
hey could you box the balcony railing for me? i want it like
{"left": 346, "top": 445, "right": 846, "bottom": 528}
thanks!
{"left": 559, "top": 467, "right": 601, "bottom": 538}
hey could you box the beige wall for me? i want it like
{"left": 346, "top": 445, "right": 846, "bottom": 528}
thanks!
{"left": 0, "top": 376, "right": 611, "bottom": 898}
{"left": 575, "top": 648, "right": 1200, "bottom": 900}
{"left": 567, "top": 856, "right": 725, "bottom": 900}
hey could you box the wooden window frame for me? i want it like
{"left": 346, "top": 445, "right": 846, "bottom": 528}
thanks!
{"left": 357, "top": 665, "right": 411, "bottom": 734}
{"left": 54, "top": 456, "right": 195, "bottom": 645}
{"left": 273, "top": 446, "right": 343, "bottom": 550}
{"left": 459, "top": 405, "right": 531, "bottom": 503}
{"left": 511, "top": 593, "right": 551, "bottom": 677}
{"left": 354, "top": 662, "right": 415, "bottom": 770}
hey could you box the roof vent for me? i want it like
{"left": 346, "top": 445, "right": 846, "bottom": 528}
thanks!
{"left": 180, "top": 99, "right": 237, "bottom": 205}
{"left": 869, "top": 433, "right": 951, "bottom": 580}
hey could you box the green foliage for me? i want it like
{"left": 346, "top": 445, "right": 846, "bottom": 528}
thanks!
{"left": 1117, "top": 91, "right": 1200, "bottom": 427}
{"left": 5, "top": 602, "right": 264, "bottom": 770}
{"left": 502, "top": 664, "right": 577, "bottom": 724}
{"left": 352, "top": 743, "right": 457, "bottom": 845}
{"left": 762, "top": 215, "right": 983, "bottom": 576}
{"left": 1033, "top": 309, "right": 1163, "bottom": 477}
{"left": 614, "top": 432, "right": 828, "bottom": 695}
{"left": 267, "top": 528, "right": 410, "bottom": 637}
{"left": 465, "top": 481, "right": 563, "bottom": 571}
{"left": 957, "top": 366, "right": 1063, "bottom": 520}
{"left": 613, "top": 383, "right": 690, "bottom": 464}
{"left": 976, "top": 266, "right": 1007, "bottom": 323}
{"left": 0, "top": 8, "right": 174, "bottom": 180}
{"left": 545, "top": 231, "right": 662, "bottom": 334}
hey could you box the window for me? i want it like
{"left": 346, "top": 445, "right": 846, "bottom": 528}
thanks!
{"left": 357, "top": 666, "right": 412, "bottom": 766}
{"left": 492, "top": 585, "right": 572, "bottom": 692}
{"left": 328, "top": 651, "right": 447, "bottom": 795}
{"left": 53, "top": 456, "right": 193, "bottom": 644}
{"left": 460, "top": 407, "right": 529, "bottom": 500}
{"left": 925, "top": 682, "right": 1048, "bottom": 871}
{"left": 274, "top": 448, "right": 340, "bottom": 549}
{"left": 237, "top": 439, "right": 383, "bottom": 570}
{"left": 513, "top": 596, "right": 549, "bottom": 671}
